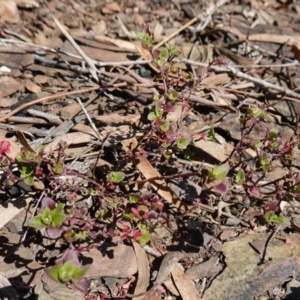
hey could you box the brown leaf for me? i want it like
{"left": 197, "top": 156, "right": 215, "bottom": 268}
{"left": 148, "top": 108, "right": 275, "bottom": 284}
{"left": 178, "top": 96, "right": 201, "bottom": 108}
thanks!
{"left": 134, "top": 14, "right": 144, "bottom": 26}
{"left": 172, "top": 264, "right": 201, "bottom": 300}
{"left": 105, "top": 1, "right": 120, "bottom": 12}
{"left": 122, "top": 137, "right": 189, "bottom": 211}
{"left": 0, "top": 76, "right": 23, "bottom": 97}
{"left": 25, "top": 80, "right": 41, "bottom": 93}
{"left": 0, "top": 0, "right": 19, "bottom": 23}
{"left": 34, "top": 75, "right": 50, "bottom": 84}
{"left": 291, "top": 43, "right": 300, "bottom": 60}
{"left": 132, "top": 242, "right": 150, "bottom": 300}
{"left": 185, "top": 256, "right": 222, "bottom": 280}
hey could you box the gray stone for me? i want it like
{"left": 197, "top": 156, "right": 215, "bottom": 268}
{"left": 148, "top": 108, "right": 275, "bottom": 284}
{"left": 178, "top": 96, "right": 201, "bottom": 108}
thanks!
{"left": 203, "top": 233, "right": 300, "bottom": 300}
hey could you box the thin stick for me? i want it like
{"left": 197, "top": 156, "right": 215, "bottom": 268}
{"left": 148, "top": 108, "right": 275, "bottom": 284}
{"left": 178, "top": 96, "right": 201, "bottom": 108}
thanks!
{"left": 75, "top": 97, "right": 101, "bottom": 140}
{"left": 0, "top": 86, "right": 99, "bottom": 122}
{"left": 44, "top": 1, "right": 99, "bottom": 82}
{"left": 154, "top": 17, "right": 198, "bottom": 49}
{"left": 180, "top": 58, "right": 300, "bottom": 102}
{"left": 21, "top": 190, "right": 45, "bottom": 243}
{"left": 260, "top": 226, "right": 281, "bottom": 264}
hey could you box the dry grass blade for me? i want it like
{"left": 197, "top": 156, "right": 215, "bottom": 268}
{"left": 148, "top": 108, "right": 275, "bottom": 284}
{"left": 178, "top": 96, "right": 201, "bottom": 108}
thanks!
{"left": 44, "top": 2, "right": 99, "bottom": 82}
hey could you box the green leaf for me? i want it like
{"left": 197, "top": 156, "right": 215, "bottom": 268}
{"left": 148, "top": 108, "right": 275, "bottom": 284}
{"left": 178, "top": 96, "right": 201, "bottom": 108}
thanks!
{"left": 47, "top": 253, "right": 85, "bottom": 289}
{"left": 41, "top": 207, "right": 52, "bottom": 225}
{"left": 23, "top": 175, "right": 34, "bottom": 186}
{"left": 269, "top": 128, "right": 278, "bottom": 139}
{"left": 58, "top": 261, "right": 74, "bottom": 283}
{"left": 295, "top": 184, "right": 300, "bottom": 193}
{"left": 123, "top": 208, "right": 137, "bottom": 221}
{"left": 18, "top": 162, "right": 33, "bottom": 176}
{"left": 137, "top": 232, "right": 151, "bottom": 246}
{"left": 147, "top": 112, "right": 158, "bottom": 121}
{"left": 74, "top": 231, "right": 89, "bottom": 241}
{"left": 252, "top": 141, "right": 262, "bottom": 150}
{"left": 71, "top": 265, "right": 88, "bottom": 282}
{"left": 109, "top": 171, "right": 125, "bottom": 183}
{"left": 264, "top": 211, "right": 290, "bottom": 227}
{"left": 169, "top": 91, "right": 179, "bottom": 101}
{"left": 159, "top": 119, "right": 170, "bottom": 132}
{"left": 34, "top": 145, "right": 45, "bottom": 153}
{"left": 15, "top": 153, "right": 22, "bottom": 163}
{"left": 207, "top": 125, "right": 218, "bottom": 143}
{"left": 98, "top": 210, "right": 109, "bottom": 221}
{"left": 153, "top": 94, "right": 162, "bottom": 102}
{"left": 163, "top": 150, "right": 172, "bottom": 159}
{"left": 56, "top": 202, "right": 64, "bottom": 211}
{"left": 247, "top": 107, "right": 262, "bottom": 118}
{"left": 176, "top": 136, "right": 190, "bottom": 150}
{"left": 147, "top": 108, "right": 163, "bottom": 121}
{"left": 47, "top": 264, "right": 63, "bottom": 283}
{"left": 235, "top": 169, "right": 245, "bottom": 185}
{"left": 260, "top": 155, "right": 271, "bottom": 172}
{"left": 129, "top": 195, "right": 140, "bottom": 204}
{"left": 158, "top": 49, "right": 168, "bottom": 60}
{"left": 212, "top": 164, "right": 229, "bottom": 180}
{"left": 137, "top": 224, "right": 151, "bottom": 245}
{"left": 51, "top": 210, "right": 65, "bottom": 228}
{"left": 28, "top": 215, "right": 46, "bottom": 228}
{"left": 137, "top": 32, "right": 146, "bottom": 40}
{"left": 24, "top": 150, "right": 35, "bottom": 160}
{"left": 137, "top": 32, "right": 154, "bottom": 48}
{"left": 53, "top": 162, "right": 64, "bottom": 175}
{"left": 166, "top": 44, "right": 178, "bottom": 56}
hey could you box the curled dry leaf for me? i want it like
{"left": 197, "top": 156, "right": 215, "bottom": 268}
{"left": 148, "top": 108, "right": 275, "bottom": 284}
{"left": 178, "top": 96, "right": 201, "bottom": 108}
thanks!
{"left": 131, "top": 242, "right": 150, "bottom": 300}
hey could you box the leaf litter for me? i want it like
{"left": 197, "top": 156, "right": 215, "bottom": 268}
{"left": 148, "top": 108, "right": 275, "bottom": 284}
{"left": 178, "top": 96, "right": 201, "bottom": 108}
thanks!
{"left": 1, "top": 0, "right": 300, "bottom": 299}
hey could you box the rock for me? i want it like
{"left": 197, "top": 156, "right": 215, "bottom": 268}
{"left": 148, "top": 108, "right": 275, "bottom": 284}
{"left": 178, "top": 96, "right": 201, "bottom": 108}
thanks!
{"left": 168, "top": 179, "right": 202, "bottom": 203}
{"left": 185, "top": 256, "right": 223, "bottom": 280}
{"left": 0, "top": 231, "right": 43, "bottom": 287}
{"left": 83, "top": 243, "right": 138, "bottom": 279}
{"left": 202, "top": 233, "right": 300, "bottom": 300}
{"left": 35, "top": 281, "right": 84, "bottom": 300}
{"left": 285, "top": 278, "right": 300, "bottom": 298}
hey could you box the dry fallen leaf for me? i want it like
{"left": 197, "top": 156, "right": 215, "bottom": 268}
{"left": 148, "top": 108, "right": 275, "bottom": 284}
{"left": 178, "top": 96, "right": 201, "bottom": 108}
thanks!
{"left": 25, "top": 80, "right": 41, "bottom": 93}
{"left": 291, "top": 43, "right": 300, "bottom": 60}
{"left": 0, "top": 0, "right": 19, "bottom": 23}
{"left": 0, "top": 76, "right": 23, "bottom": 97}
{"left": 105, "top": 1, "right": 120, "bottom": 12}
{"left": 131, "top": 242, "right": 150, "bottom": 300}
{"left": 172, "top": 264, "right": 201, "bottom": 300}
{"left": 122, "top": 137, "right": 189, "bottom": 211}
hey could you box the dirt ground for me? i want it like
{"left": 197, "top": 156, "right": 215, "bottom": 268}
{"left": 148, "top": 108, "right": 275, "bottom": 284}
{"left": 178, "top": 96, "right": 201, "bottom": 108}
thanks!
{"left": 1, "top": 0, "right": 300, "bottom": 299}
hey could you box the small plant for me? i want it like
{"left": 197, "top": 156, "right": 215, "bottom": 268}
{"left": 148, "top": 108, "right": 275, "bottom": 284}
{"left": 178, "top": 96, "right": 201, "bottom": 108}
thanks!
{"left": 2, "top": 25, "right": 300, "bottom": 298}
{"left": 137, "top": 26, "right": 193, "bottom": 154}
{"left": 46, "top": 249, "right": 89, "bottom": 293}
{"left": 29, "top": 197, "right": 65, "bottom": 238}
{"left": 228, "top": 105, "right": 300, "bottom": 226}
